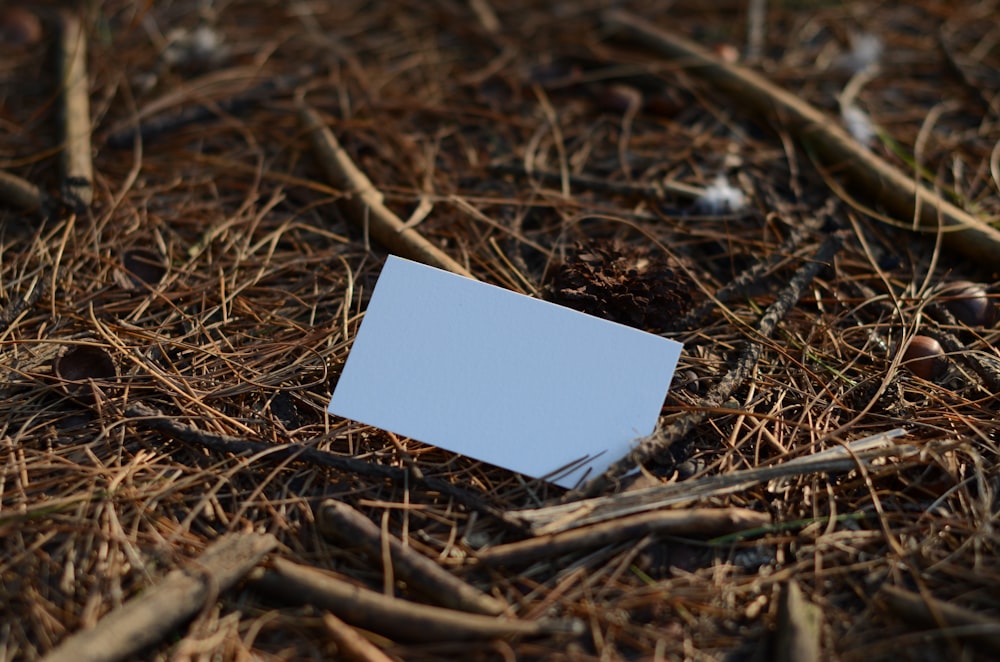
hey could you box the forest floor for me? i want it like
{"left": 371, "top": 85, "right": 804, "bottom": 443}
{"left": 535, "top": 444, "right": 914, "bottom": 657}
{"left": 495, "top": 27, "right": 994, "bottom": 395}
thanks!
{"left": 1, "top": 1, "right": 999, "bottom": 660}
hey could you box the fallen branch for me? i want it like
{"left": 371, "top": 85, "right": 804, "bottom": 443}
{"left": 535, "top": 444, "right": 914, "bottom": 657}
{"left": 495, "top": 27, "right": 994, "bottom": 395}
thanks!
{"left": 250, "top": 557, "right": 583, "bottom": 642}
{"left": 474, "top": 506, "right": 770, "bottom": 567}
{"left": 514, "top": 429, "right": 915, "bottom": 534}
{"left": 601, "top": 10, "right": 1000, "bottom": 267}
{"left": 317, "top": 499, "right": 507, "bottom": 616}
{"left": 41, "top": 533, "right": 277, "bottom": 662}
{"left": 106, "top": 71, "right": 310, "bottom": 149}
{"left": 125, "top": 403, "right": 523, "bottom": 532}
{"left": 0, "top": 170, "right": 46, "bottom": 212}
{"left": 488, "top": 162, "right": 706, "bottom": 201}
{"left": 675, "top": 217, "right": 819, "bottom": 330}
{"left": 574, "top": 232, "right": 844, "bottom": 498}
{"left": 879, "top": 585, "right": 1000, "bottom": 651}
{"left": 57, "top": 11, "right": 93, "bottom": 209}
{"left": 298, "top": 103, "right": 476, "bottom": 279}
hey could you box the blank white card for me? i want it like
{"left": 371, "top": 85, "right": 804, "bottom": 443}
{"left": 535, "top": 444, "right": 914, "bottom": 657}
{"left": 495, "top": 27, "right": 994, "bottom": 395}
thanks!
{"left": 328, "top": 255, "right": 683, "bottom": 489}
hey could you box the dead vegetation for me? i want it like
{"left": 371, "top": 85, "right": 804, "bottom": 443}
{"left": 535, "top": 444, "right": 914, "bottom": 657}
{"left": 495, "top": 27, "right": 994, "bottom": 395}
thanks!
{"left": 1, "top": 1, "right": 999, "bottom": 660}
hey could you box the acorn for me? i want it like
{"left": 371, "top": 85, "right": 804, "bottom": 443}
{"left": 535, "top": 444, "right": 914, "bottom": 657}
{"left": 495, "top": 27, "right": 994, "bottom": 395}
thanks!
{"left": 899, "top": 335, "right": 946, "bottom": 381}
{"left": 938, "top": 281, "right": 995, "bottom": 327}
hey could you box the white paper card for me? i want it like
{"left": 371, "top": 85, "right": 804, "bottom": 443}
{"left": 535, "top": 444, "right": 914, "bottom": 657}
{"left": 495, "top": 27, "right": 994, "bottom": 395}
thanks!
{"left": 327, "top": 255, "right": 683, "bottom": 488}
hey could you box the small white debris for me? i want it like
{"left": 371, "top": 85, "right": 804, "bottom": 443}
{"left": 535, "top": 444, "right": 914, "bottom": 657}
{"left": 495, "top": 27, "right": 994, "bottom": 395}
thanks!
{"left": 163, "top": 24, "right": 227, "bottom": 70}
{"left": 842, "top": 104, "right": 875, "bottom": 146}
{"left": 694, "top": 175, "right": 747, "bottom": 215}
{"left": 836, "top": 32, "right": 883, "bottom": 73}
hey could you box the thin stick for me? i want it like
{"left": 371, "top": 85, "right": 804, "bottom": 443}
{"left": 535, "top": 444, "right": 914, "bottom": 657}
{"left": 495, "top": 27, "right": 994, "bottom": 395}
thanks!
{"left": 321, "top": 612, "right": 397, "bottom": 662}
{"left": 513, "top": 429, "right": 914, "bottom": 534}
{"left": 0, "top": 170, "right": 46, "bottom": 212}
{"left": 250, "top": 558, "right": 583, "bottom": 642}
{"left": 745, "top": 0, "right": 767, "bottom": 62}
{"left": 57, "top": 11, "right": 93, "bottom": 208}
{"left": 298, "top": 103, "right": 476, "bottom": 279}
{"left": 601, "top": 10, "right": 1000, "bottom": 266}
{"left": 675, "top": 219, "right": 818, "bottom": 330}
{"left": 317, "top": 499, "right": 507, "bottom": 616}
{"left": 41, "top": 533, "right": 277, "bottom": 662}
{"left": 574, "top": 232, "right": 844, "bottom": 498}
{"left": 467, "top": 0, "right": 500, "bottom": 34}
{"left": 106, "top": 71, "right": 311, "bottom": 149}
{"left": 125, "top": 403, "right": 523, "bottom": 532}
{"left": 474, "top": 507, "right": 770, "bottom": 567}
{"left": 880, "top": 585, "right": 1000, "bottom": 651}
{"left": 488, "top": 162, "right": 705, "bottom": 200}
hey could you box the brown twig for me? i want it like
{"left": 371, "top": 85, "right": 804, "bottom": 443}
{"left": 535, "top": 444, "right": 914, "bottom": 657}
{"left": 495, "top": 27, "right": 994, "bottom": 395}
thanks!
{"left": 125, "top": 403, "right": 524, "bottom": 532}
{"left": 474, "top": 506, "right": 770, "bottom": 567}
{"left": 601, "top": 10, "right": 1000, "bottom": 267}
{"left": 106, "top": 71, "right": 311, "bottom": 149}
{"left": 675, "top": 218, "right": 820, "bottom": 330}
{"left": 57, "top": 11, "right": 93, "bottom": 209}
{"left": 467, "top": 0, "right": 500, "bottom": 34}
{"left": 322, "top": 612, "right": 397, "bottom": 662}
{"left": 489, "top": 162, "right": 706, "bottom": 201}
{"left": 0, "top": 170, "right": 46, "bottom": 213}
{"left": 879, "top": 585, "right": 1000, "bottom": 652}
{"left": 250, "top": 557, "right": 583, "bottom": 642}
{"left": 574, "top": 232, "right": 845, "bottom": 498}
{"left": 316, "top": 499, "right": 507, "bottom": 616}
{"left": 513, "top": 429, "right": 915, "bottom": 534}
{"left": 41, "top": 533, "right": 277, "bottom": 662}
{"left": 298, "top": 103, "right": 476, "bottom": 279}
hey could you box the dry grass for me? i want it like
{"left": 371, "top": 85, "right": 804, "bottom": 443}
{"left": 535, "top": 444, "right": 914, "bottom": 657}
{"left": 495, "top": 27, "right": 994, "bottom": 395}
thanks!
{"left": 2, "top": 1, "right": 999, "bottom": 660}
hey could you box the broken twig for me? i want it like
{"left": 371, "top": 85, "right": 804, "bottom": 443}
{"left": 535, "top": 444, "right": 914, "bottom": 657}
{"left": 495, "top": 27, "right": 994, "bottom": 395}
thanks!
{"left": 489, "top": 162, "right": 705, "bottom": 201}
{"left": 106, "top": 71, "right": 310, "bottom": 149}
{"left": 475, "top": 506, "right": 770, "bottom": 567}
{"left": 0, "top": 170, "right": 45, "bottom": 212}
{"left": 298, "top": 103, "right": 475, "bottom": 279}
{"left": 317, "top": 499, "right": 507, "bottom": 616}
{"left": 57, "top": 11, "right": 93, "bottom": 208}
{"left": 250, "top": 557, "right": 583, "bottom": 642}
{"left": 880, "top": 585, "right": 1000, "bottom": 652}
{"left": 601, "top": 10, "right": 1000, "bottom": 266}
{"left": 514, "top": 429, "right": 915, "bottom": 534}
{"left": 125, "top": 403, "right": 522, "bottom": 532}
{"left": 322, "top": 612, "right": 397, "bottom": 662}
{"left": 41, "top": 533, "right": 277, "bottom": 662}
